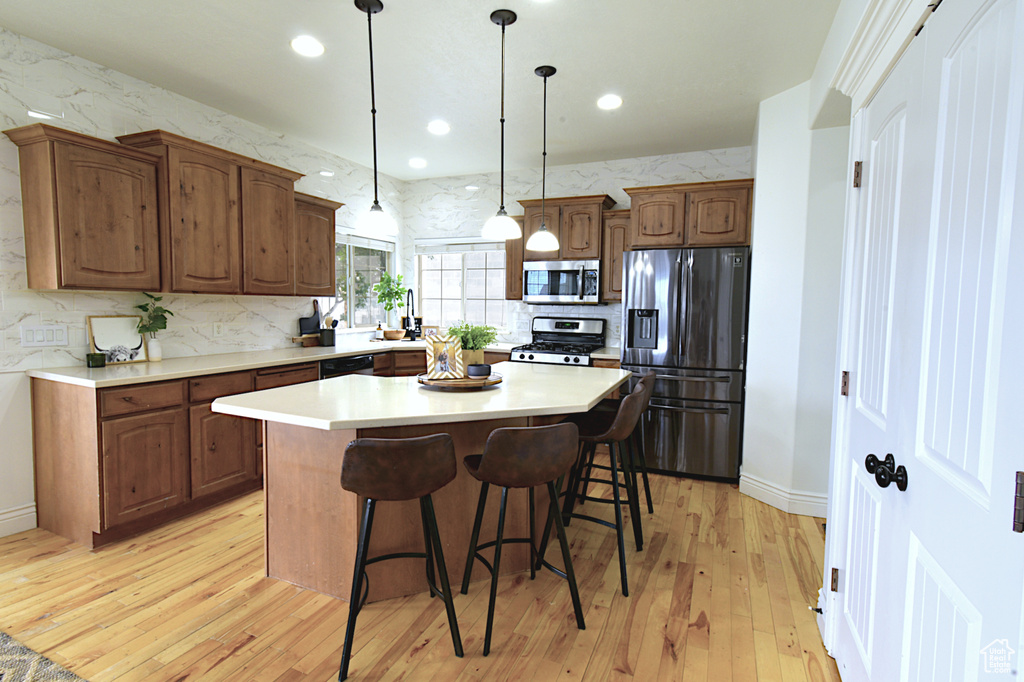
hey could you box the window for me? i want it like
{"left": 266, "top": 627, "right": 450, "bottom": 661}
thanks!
{"left": 418, "top": 250, "right": 506, "bottom": 328}
{"left": 322, "top": 237, "right": 394, "bottom": 329}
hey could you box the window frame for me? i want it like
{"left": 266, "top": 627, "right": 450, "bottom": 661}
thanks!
{"left": 416, "top": 246, "right": 508, "bottom": 330}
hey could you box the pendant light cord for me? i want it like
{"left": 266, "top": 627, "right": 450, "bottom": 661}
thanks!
{"left": 498, "top": 21, "right": 507, "bottom": 213}
{"left": 540, "top": 73, "right": 548, "bottom": 227}
{"left": 366, "top": 9, "right": 380, "bottom": 207}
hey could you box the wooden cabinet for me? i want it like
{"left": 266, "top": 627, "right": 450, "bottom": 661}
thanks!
{"left": 253, "top": 363, "right": 320, "bottom": 390}
{"left": 188, "top": 372, "right": 256, "bottom": 499}
{"left": 393, "top": 350, "right": 427, "bottom": 377}
{"left": 4, "top": 124, "right": 162, "bottom": 291}
{"left": 601, "top": 209, "right": 631, "bottom": 301}
{"left": 504, "top": 216, "right": 524, "bottom": 300}
{"left": 625, "top": 179, "right": 753, "bottom": 248}
{"left": 294, "top": 193, "right": 342, "bottom": 296}
{"left": 592, "top": 358, "right": 623, "bottom": 400}
{"left": 242, "top": 167, "right": 296, "bottom": 295}
{"left": 483, "top": 350, "right": 510, "bottom": 365}
{"left": 520, "top": 195, "right": 615, "bottom": 261}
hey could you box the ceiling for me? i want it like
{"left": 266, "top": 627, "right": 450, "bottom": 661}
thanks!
{"left": 0, "top": 0, "right": 841, "bottom": 181}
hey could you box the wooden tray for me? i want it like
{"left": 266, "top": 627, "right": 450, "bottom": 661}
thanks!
{"left": 416, "top": 373, "right": 503, "bottom": 391}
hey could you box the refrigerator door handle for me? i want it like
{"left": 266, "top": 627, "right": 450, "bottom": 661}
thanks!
{"left": 650, "top": 404, "right": 731, "bottom": 415}
{"left": 678, "top": 254, "right": 689, "bottom": 359}
{"left": 638, "top": 374, "right": 731, "bottom": 383}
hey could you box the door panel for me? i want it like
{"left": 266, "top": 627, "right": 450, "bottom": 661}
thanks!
{"left": 621, "top": 249, "right": 682, "bottom": 368}
{"left": 681, "top": 247, "right": 750, "bottom": 370}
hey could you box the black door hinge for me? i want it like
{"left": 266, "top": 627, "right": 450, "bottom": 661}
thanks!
{"left": 831, "top": 568, "right": 839, "bottom": 592}
{"left": 853, "top": 161, "right": 863, "bottom": 188}
{"left": 1014, "top": 472, "right": 1024, "bottom": 533}
{"left": 841, "top": 371, "right": 850, "bottom": 397}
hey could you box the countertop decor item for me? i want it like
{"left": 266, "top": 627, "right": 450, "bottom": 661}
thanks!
{"left": 354, "top": 0, "right": 397, "bottom": 236}
{"left": 425, "top": 334, "right": 464, "bottom": 379}
{"left": 417, "top": 372, "right": 502, "bottom": 391}
{"left": 467, "top": 363, "right": 491, "bottom": 378}
{"left": 86, "top": 352, "right": 106, "bottom": 368}
{"left": 446, "top": 321, "right": 497, "bottom": 368}
{"left": 298, "top": 299, "right": 321, "bottom": 336}
{"left": 382, "top": 329, "right": 407, "bottom": 340}
{"left": 88, "top": 315, "right": 148, "bottom": 364}
{"left": 135, "top": 292, "right": 173, "bottom": 361}
{"left": 480, "top": 9, "right": 522, "bottom": 241}
{"left": 525, "top": 65, "right": 560, "bottom": 253}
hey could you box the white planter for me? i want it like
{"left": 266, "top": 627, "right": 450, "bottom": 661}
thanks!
{"left": 148, "top": 337, "right": 163, "bottom": 362}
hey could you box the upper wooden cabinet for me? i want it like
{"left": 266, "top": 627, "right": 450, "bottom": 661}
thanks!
{"left": 241, "top": 167, "right": 296, "bottom": 295}
{"left": 294, "top": 193, "right": 342, "bottom": 296}
{"left": 625, "top": 179, "right": 753, "bottom": 248}
{"left": 519, "top": 195, "right": 615, "bottom": 261}
{"left": 504, "top": 215, "right": 524, "bottom": 300}
{"left": 601, "top": 209, "right": 631, "bottom": 302}
{"left": 4, "top": 124, "right": 162, "bottom": 291}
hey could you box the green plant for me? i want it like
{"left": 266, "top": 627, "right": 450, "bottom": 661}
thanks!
{"left": 446, "top": 321, "right": 497, "bottom": 351}
{"left": 372, "top": 271, "right": 405, "bottom": 312}
{"left": 135, "top": 292, "right": 174, "bottom": 337}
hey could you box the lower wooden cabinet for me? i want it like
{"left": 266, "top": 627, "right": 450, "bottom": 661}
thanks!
{"left": 190, "top": 403, "right": 256, "bottom": 498}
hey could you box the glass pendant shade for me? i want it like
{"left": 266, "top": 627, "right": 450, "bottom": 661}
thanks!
{"left": 482, "top": 210, "right": 521, "bottom": 240}
{"left": 358, "top": 202, "right": 397, "bottom": 235}
{"left": 525, "top": 224, "right": 559, "bottom": 251}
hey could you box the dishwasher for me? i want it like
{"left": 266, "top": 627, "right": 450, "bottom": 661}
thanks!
{"left": 319, "top": 354, "right": 376, "bottom": 379}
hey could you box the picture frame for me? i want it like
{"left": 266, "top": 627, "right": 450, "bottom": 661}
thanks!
{"left": 421, "top": 325, "right": 440, "bottom": 337}
{"left": 87, "top": 315, "right": 148, "bottom": 364}
{"left": 425, "top": 334, "right": 464, "bottom": 380}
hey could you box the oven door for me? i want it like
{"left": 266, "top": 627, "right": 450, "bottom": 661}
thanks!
{"left": 523, "top": 260, "right": 600, "bottom": 304}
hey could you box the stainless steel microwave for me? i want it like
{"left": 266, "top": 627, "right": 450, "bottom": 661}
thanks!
{"left": 523, "top": 260, "right": 601, "bottom": 304}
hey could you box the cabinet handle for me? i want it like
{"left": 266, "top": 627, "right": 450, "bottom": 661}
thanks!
{"left": 650, "top": 404, "right": 730, "bottom": 415}
{"left": 645, "top": 374, "right": 730, "bottom": 383}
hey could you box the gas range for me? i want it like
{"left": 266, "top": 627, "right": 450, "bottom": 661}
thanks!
{"left": 510, "top": 317, "right": 606, "bottom": 366}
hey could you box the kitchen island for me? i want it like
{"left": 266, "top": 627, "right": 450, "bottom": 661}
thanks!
{"left": 212, "top": 361, "right": 630, "bottom": 602}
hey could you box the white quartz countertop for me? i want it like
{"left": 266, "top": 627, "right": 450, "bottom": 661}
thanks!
{"left": 25, "top": 339, "right": 621, "bottom": 388}
{"left": 212, "top": 361, "right": 630, "bottom": 431}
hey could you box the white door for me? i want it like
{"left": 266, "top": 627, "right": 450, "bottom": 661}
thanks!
{"left": 826, "top": 0, "right": 1024, "bottom": 680}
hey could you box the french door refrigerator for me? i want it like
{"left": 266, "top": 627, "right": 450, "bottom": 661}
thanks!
{"left": 621, "top": 247, "right": 750, "bottom": 480}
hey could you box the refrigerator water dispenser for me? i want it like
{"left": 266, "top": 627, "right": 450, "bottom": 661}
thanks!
{"left": 627, "top": 309, "right": 658, "bottom": 349}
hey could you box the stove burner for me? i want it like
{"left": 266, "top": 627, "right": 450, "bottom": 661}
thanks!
{"left": 510, "top": 316, "right": 606, "bottom": 366}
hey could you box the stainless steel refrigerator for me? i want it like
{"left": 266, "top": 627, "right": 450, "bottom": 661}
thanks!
{"left": 621, "top": 247, "right": 750, "bottom": 480}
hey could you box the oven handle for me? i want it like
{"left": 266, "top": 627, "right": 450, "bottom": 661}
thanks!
{"left": 649, "top": 403, "right": 731, "bottom": 415}
{"left": 578, "top": 265, "right": 585, "bottom": 300}
{"left": 634, "top": 373, "right": 731, "bottom": 383}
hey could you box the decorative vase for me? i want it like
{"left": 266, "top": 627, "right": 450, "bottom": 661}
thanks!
{"left": 148, "top": 336, "right": 163, "bottom": 362}
{"left": 461, "top": 349, "right": 484, "bottom": 373}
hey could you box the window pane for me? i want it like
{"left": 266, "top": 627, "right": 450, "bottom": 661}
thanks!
{"left": 486, "top": 300, "right": 506, "bottom": 327}
{"left": 486, "top": 270, "right": 504, "bottom": 298}
{"left": 422, "top": 298, "right": 441, "bottom": 324}
{"left": 486, "top": 250, "right": 505, "bottom": 268}
{"left": 421, "top": 270, "right": 442, "bottom": 298}
{"left": 464, "top": 252, "right": 486, "bottom": 268}
{"left": 441, "top": 300, "right": 462, "bottom": 327}
{"left": 442, "top": 270, "right": 462, "bottom": 299}
{"left": 441, "top": 253, "right": 462, "bottom": 270}
{"left": 421, "top": 254, "right": 442, "bottom": 270}
{"left": 351, "top": 246, "right": 387, "bottom": 328}
{"left": 465, "top": 299, "right": 485, "bottom": 325}
{"left": 465, "top": 269, "right": 486, "bottom": 299}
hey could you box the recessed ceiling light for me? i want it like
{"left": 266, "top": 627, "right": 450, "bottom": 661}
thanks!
{"left": 290, "top": 35, "right": 325, "bottom": 57}
{"left": 597, "top": 94, "right": 623, "bottom": 110}
{"left": 427, "top": 120, "right": 451, "bottom": 135}
{"left": 409, "top": 157, "right": 427, "bottom": 169}
{"left": 319, "top": 169, "right": 335, "bottom": 177}
{"left": 465, "top": 185, "right": 479, "bottom": 191}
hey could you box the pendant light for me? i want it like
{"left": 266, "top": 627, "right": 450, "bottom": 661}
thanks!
{"left": 355, "top": 0, "right": 397, "bottom": 236}
{"left": 481, "top": 9, "right": 522, "bottom": 241}
{"left": 525, "top": 65, "right": 559, "bottom": 252}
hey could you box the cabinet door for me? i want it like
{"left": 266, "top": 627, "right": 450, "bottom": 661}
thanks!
{"left": 242, "top": 167, "right": 295, "bottom": 295}
{"left": 685, "top": 186, "right": 751, "bottom": 246}
{"left": 559, "top": 203, "right": 602, "bottom": 259}
{"left": 601, "top": 211, "right": 630, "bottom": 301}
{"left": 101, "top": 408, "right": 188, "bottom": 527}
{"left": 393, "top": 351, "right": 427, "bottom": 376}
{"left": 166, "top": 147, "right": 241, "bottom": 293}
{"left": 294, "top": 197, "right": 337, "bottom": 296}
{"left": 523, "top": 205, "right": 559, "bottom": 261}
{"left": 189, "top": 403, "right": 257, "bottom": 499}
{"left": 505, "top": 216, "right": 524, "bottom": 300}
{"left": 53, "top": 142, "right": 160, "bottom": 290}
{"left": 630, "top": 191, "right": 685, "bottom": 248}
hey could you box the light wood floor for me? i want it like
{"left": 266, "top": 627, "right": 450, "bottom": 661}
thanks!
{"left": 0, "top": 470, "right": 841, "bottom": 681}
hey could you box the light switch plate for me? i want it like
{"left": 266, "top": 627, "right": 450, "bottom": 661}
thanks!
{"left": 20, "top": 324, "right": 69, "bottom": 347}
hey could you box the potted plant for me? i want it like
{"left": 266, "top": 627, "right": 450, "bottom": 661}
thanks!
{"left": 135, "top": 292, "right": 174, "bottom": 362}
{"left": 372, "top": 271, "right": 405, "bottom": 330}
{"left": 446, "top": 321, "right": 497, "bottom": 368}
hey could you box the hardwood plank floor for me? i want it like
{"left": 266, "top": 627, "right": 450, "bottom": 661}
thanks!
{"left": 0, "top": 469, "right": 840, "bottom": 681}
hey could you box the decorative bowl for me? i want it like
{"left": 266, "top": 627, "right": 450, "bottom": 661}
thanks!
{"left": 382, "top": 329, "right": 407, "bottom": 340}
{"left": 467, "top": 363, "right": 491, "bottom": 378}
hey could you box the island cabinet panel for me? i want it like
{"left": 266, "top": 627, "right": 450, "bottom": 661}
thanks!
{"left": 483, "top": 350, "right": 510, "bottom": 365}
{"left": 294, "top": 193, "right": 342, "bottom": 296}
{"left": 4, "top": 124, "right": 162, "bottom": 291}
{"left": 504, "top": 216, "right": 524, "bottom": 300}
{"left": 163, "top": 146, "right": 241, "bottom": 293}
{"left": 101, "top": 407, "right": 189, "bottom": 528}
{"left": 601, "top": 209, "right": 631, "bottom": 301}
{"left": 685, "top": 185, "right": 751, "bottom": 246}
{"left": 242, "top": 167, "right": 296, "bottom": 295}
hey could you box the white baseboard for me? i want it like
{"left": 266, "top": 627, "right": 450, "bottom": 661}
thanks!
{"left": 0, "top": 503, "right": 37, "bottom": 538}
{"left": 739, "top": 472, "right": 828, "bottom": 517}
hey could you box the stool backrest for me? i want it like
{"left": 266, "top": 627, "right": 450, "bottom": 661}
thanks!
{"left": 600, "top": 385, "right": 647, "bottom": 442}
{"left": 477, "top": 422, "right": 580, "bottom": 488}
{"left": 342, "top": 433, "right": 456, "bottom": 500}
{"left": 635, "top": 371, "right": 656, "bottom": 411}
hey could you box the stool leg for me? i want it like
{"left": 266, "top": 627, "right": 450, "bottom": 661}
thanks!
{"left": 617, "top": 440, "right": 644, "bottom": 552}
{"left": 579, "top": 443, "right": 597, "bottom": 500}
{"left": 632, "top": 428, "right": 654, "bottom": 513}
{"left": 535, "top": 473, "right": 564, "bottom": 571}
{"left": 561, "top": 442, "right": 586, "bottom": 524}
{"left": 483, "top": 486, "right": 509, "bottom": 657}
{"left": 606, "top": 445, "right": 630, "bottom": 597}
{"left": 546, "top": 481, "right": 586, "bottom": 630}
{"left": 461, "top": 482, "right": 489, "bottom": 595}
{"left": 421, "top": 495, "right": 464, "bottom": 658}
{"left": 419, "top": 501, "right": 436, "bottom": 595}
{"left": 339, "top": 497, "right": 375, "bottom": 681}
{"left": 528, "top": 486, "right": 536, "bottom": 581}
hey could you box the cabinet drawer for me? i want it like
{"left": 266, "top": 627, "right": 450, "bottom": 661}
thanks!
{"left": 254, "top": 363, "right": 319, "bottom": 390}
{"left": 100, "top": 381, "right": 186, "bottom": 418}
{"left": 373, "top": 353, "right": 394, "bottom": 376}
{"left": 189, "top": 371, "right": 253, "bottom": 403}
{"left": 393, "top": 351, "right": 427, "bottom": 376}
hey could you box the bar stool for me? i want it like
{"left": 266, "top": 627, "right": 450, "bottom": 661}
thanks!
{"left": 579, "top": 371, "right": 656, "bottom": 515}
{"left": 545, "top": 384, "right": 648, "bottom": 596}
{"left": 337, "top": 433, "right": 463, "bottom": 681}
{"left": 461, "top": 422, "right": 586, "bottom": 656}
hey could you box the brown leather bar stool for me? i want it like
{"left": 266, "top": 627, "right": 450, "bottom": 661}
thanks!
{"left": 542, "top": 383, "right": 648, "bottom": 596}
{"left": 461, "top": 422, "right": 586, "bottom": 656}
{"left": 337, "top": 433, "right": 462, "bottom": 681}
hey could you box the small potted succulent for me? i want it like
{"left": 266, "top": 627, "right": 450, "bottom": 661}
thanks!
{"left": 446, "top": 321, "right": 497, "bottom": 370}
{"left": 135, "top": 292, "right": 174, "bottom": 362}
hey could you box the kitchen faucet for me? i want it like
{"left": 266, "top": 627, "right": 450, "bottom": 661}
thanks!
{"left": 404, "top": 289, "right": 417, "bottom": 340}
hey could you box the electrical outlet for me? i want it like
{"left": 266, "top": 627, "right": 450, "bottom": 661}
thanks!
{"left": 20, "top": 324, "right": 69, "bottom": 347}
{"left": 212, "top": 322, "right": 225, "bottom": 337}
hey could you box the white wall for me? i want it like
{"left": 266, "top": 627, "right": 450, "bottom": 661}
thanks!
{"left": 741, "top": 81, "right": 849, "bottom": 516}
